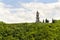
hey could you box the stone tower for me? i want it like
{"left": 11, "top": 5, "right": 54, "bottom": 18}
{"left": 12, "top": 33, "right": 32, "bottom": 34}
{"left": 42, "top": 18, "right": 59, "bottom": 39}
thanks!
{"left": 36, "top": 11, "right": 40, "bottom": 22}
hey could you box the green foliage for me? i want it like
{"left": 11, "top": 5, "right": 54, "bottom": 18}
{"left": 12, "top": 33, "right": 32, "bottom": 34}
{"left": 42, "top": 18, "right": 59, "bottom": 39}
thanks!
{"left": 0, "top": 21, "right": 60, "bottom": 40}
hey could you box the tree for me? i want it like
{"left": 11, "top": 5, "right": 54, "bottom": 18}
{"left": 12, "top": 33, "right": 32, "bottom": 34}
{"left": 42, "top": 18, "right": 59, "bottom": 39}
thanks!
{"left": 45, "top": 19, "right": 49, "bottom": 23}
{"left": 52, "top": 18, "right": 55, "bottom": 23}
{"left": 43, "top": 19, "right": 44, "bottom": 23}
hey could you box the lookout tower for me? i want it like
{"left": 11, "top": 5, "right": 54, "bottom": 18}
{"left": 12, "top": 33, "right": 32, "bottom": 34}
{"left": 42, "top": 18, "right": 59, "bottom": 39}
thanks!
{"left": 36, "top": 11, "right": 40, "bottom": 22}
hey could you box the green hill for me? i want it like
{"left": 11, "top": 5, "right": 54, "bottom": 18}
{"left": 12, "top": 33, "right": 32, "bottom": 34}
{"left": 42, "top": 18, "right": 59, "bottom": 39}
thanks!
{"left": 0, "top": 20, "right": 60, "bottom": 40}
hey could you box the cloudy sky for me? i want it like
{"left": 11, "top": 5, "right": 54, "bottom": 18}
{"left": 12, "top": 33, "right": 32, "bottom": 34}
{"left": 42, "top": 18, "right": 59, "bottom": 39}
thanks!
{"left": 0, "top": 0, "right": 60, "bottom": 23}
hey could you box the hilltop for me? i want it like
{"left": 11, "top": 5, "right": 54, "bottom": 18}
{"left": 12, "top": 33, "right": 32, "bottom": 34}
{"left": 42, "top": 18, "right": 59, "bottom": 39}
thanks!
{"left": 0, "top": 20, "right": 60, "bottom": 40}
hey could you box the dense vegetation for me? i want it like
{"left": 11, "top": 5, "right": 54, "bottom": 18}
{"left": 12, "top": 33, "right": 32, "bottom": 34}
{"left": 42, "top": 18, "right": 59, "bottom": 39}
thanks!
{"left": 0, "top": 20, "right": 60, "bottom": 40}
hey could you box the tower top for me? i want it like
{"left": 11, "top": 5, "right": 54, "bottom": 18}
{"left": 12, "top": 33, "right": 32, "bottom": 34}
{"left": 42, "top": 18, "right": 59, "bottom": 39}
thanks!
{"left": 37, "top": 11, "right": 39, "bottom": 14}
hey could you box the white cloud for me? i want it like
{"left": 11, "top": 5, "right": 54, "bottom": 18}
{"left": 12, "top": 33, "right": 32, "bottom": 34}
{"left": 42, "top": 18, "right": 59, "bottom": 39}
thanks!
{"left": 58, "top": 0, "right": 60, "bottom": 2}
{"left": 21, "top": 2, "right": 60, "bottom": 21}
{"left": 0, "top": 2, "right": 36, "bottom": 23}
{"left": 0, "top": 1, "right": 60, "bottom": 23}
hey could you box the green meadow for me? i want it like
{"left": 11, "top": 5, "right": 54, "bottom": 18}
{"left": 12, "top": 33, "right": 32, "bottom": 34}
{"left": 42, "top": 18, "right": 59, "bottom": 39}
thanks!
{"left": 0, "top": 20, "right": 60, "bottom": 40}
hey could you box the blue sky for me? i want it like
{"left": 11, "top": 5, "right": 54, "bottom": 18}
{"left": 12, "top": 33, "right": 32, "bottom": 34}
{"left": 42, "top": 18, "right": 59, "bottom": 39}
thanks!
{"left": 2, "top": 0, "right": 57, "bottom": 8}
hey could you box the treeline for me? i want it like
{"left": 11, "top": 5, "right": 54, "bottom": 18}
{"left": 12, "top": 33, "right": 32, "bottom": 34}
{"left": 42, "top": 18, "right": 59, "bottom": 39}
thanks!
{"left": 41, "top": 19, "right": 56, "bottom": 23}
{"left": 0, "top": 21, "right": 60, "bottom": 40}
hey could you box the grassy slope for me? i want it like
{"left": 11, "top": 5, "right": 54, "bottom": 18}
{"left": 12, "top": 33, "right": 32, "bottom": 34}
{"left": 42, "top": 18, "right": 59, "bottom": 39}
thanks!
{"left": 0, "top": 20, "right": 60, "bottom": 40}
